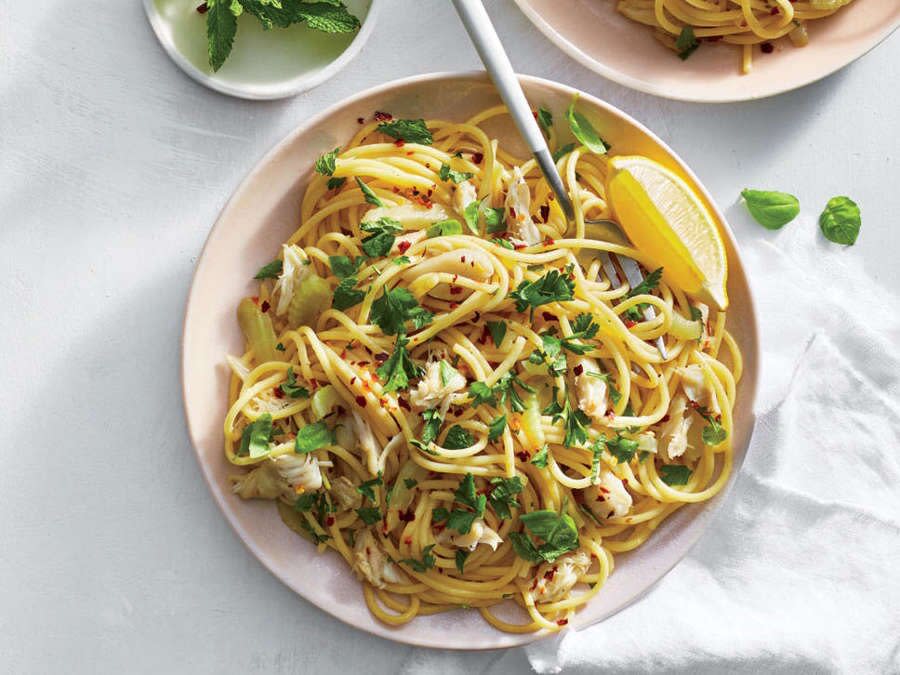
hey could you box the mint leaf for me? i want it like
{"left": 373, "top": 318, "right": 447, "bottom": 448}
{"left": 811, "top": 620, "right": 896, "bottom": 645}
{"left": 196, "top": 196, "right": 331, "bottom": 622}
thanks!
{"left": 295, "top": 420, "right": 333, "bottom": 454}
{"left": 819, "top": 196, "right": 861, "bottom": 245}
{"left": 377, "top": 119, "right": 433, "bottom": 145}
{"left": 660, "top": 464, "right": 692, "bottom": 486}
{"left": 238, "top": 413, "right": 273, "bottom": 458}
{"left": 356, "top": 177, "right": 383, "bottom": 207}
{"left": 675, "top": 26, "right": 699, "bottom": 60}
{"left": 360, "top": 217, "right": 402, "bottom": 258}
{"left": 207, "top": 0, "right": 241, "bottom": 72}
{"left": 370, "top": 286, "right": 433, "bottom": 335}
{"left": 741, "top": 189, "right": 800, "bottom": 230}
{"left": 315, "top": 148, "right": 339, "bottom": 176}
{"left": 294, "top": 1, "right": 360, "bottom": 33}
{"left": 254, "top": 259, "right": 283, "bottom": 280}
{"left": 566, "top": 97, "right": 608, "bottom": 155}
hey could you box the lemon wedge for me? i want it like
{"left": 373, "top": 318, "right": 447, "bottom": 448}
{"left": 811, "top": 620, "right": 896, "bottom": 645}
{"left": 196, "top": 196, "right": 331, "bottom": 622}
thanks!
{"left": 607, "top": 156, "right": 728, "bottom": 310}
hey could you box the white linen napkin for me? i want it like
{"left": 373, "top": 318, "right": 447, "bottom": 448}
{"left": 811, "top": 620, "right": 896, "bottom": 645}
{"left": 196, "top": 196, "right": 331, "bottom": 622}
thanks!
{"left": 526, "top": 219, "right": 900, "bottom": 673}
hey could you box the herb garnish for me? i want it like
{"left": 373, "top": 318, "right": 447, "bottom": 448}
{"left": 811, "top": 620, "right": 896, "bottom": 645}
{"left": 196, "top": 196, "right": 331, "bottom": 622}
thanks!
{"left": 566, "top": 96, "right": 608, "bottom": 155}
{"left": 360, "top": 217, "right": 402, "bottom": 257}
{"left": 237, "top": 413, "right": 273, "bottom": 458}
{"left": 439, "top": 163, "right": 474, "bottom": 184}
{"left": 370, "top": 286, "right": 433, "bottom": 335}
{"left": 741, "top": 189, "right": 800, "bottom": 230}
{"left": 254, "top": 259, "right": 283, "bottom": 280}
{"left": 400, "top": 544, "right": 436, "bottom": 572}
{"left": 376, "top": 335, "right": 422, "bottom": 392}
{"left": 294, "top": 420, "right": 334, "bottom": 454}
{"left": 280, "top": 367, "right": 310, "bottom": 398}
{"left": 377, "top": 119, "right": 433, "bottom": 145}
{"left": 675, "top": 26, "right": 700, "bottom": 60}
{"left": 510, "top": 269, "right": 575, "bottom": 318}
{"left": 819, "top": 196, "right": 861, "bottom": 245}
{"left": 509, "top": 510, "right": 579, "bottom": 563}
{"left": 356, "top": 177, "right": 383, "bottom": 207}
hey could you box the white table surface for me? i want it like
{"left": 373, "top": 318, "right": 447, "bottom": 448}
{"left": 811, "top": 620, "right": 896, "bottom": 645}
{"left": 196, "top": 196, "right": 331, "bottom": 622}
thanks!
{"left": 1, "top": 1, "right": 897, "bottom": 673}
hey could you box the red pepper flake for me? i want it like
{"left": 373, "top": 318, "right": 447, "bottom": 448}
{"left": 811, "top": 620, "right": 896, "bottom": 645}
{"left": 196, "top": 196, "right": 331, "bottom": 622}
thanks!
{"left": 513, "top": 242, "right": 526, "bottom": 251}
{"left": 374, "top": 111, "right": 392, "bottom": 122}
{"left": 705, "top": 35, "right": 723, "bottom": 42}
{"left": 392, "top": 186, "right": 400, "bottom": 193}
{"left": 399, "top": 509, "right": 416, "bottom": 523}
{"left": 406, "top": 151, "right": 414, "bottom": 156}
{"left": 394, "top": 139, "right": 405, "bottom": 148}
{"left": 769, "top": 6, "right": 779, "bottom": 14}
{"left": 434, "top": 523, "right": 446, "bottom": 533}
{"left": 375, "top": 352, "right": 389, "bottom": 363}
{"left": 624, "top": 319, "right": 637, "bottom": 328}
{"left": 251, "top": 296, "right": 259, "bottom": 305}
{"left": 540, "top": 205, "right": 550, "bottom": 223}
{"left": 460, "top": 256, "right": 466, "bottom": 263}
{"left": 398, "top": 397, "right": 411, "bottom": 412}
{"left": 274, "top": 388, "right": 285, "bottom": 399}
{"left": 260, "top": 300, "right": 270, "bottom": 313}
{"left": 325, "top": 516, "right": 335, "bottom": 527}
{"left": 398, "top": 240, "right": 411, "bottom": 253}
{"left": 404, "top": 537, "right": 413, "bottom": 545}
{"left": 355, "top": 395, "right": 367, "bottom": 408}
{"left": 449, "top": 286, "right": 461, "bottom": 295}
{"left": 761, "top": 42, "right": 774, "bottom": 54}
{"left": 357, "top": 117, "right": 365, "bottom": 125}
{"left": 473, "top": 311, "right": 480, "bottom": 322}
{"left": 471, "top": 152, "right": 484, "bottom": 164}
{"left": 544, "top": 237, "right": 556, "bottom": 246}
{"left": 509, "top": 206, "right": 516, "bottom": 220}
{"left": 357, "top": 361, "right": 369, "bottom": 367}
{"left": 530, "top": 578, "right": 539, "bottom": 591}
{"left": 449, "top": 302, "right": 458, "bottom": 309}
{"left": 660, "top": 414, "right": 670, "bottom": 423}
{"left": 573, "top": 364, "right": 584, "bottom": 376}
{"left": 196, "top": 2, "right": 208, "bottom": 12}
{"left": 544, "top": 567, "right": 557, "bottom": 581}
{"left": 541, "top": 311, "right": 555, "bottom": 322}
{"left": 557, "top": 619, "right": 568, "bottom": 627}
{"left": 516, "top": 451, "right": 530, "bottom": 462}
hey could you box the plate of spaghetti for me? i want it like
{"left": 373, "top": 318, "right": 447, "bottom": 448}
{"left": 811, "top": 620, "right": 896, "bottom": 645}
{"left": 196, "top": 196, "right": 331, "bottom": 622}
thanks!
{"left": 182, "top": 72, "right": 759, "bottom": 648}
{"left": 514, "top": 0, "right": 900, "bottom": 102}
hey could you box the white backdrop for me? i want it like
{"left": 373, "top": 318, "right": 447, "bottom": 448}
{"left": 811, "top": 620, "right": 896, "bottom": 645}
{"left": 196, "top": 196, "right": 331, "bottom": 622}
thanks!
{"left": 1, "top": 1, "right": 898, "bottom": 673}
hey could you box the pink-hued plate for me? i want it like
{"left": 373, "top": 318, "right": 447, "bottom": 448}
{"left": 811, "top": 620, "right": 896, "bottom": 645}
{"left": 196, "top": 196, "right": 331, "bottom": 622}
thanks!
{"left": 514, "top": 0, "right": 900, "bottom": 102}
{"left": 181, "top": 72, "right": 760, "bottom": 649}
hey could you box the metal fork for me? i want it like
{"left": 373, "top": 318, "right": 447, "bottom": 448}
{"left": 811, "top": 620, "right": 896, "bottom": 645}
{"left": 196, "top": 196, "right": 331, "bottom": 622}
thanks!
{"left": 452, "top": 0, "right": 667, "bottom": 360}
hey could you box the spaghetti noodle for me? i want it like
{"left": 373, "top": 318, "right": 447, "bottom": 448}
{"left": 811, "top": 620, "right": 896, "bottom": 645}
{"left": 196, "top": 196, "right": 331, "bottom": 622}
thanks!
{"left": 616, "top": 0, "right": 855, "bottom": 74}
{"left": 223, "top": 104, "right": 741, "bottom": 633}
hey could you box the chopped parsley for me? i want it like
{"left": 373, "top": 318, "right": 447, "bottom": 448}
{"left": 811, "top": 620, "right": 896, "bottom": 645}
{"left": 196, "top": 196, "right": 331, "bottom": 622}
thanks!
{"left": 370, "top": 286, "right": 433, "bottom": 335}
{"left": 510, "top": 269, "right": 575, "bottom": 318}
{"left": 463, "top": 200, "right": 480, "bottom": 234}
{"left": 455, "top": 549, "right": 469, "bottom": 574}
{"left": 439, "top": 163, "right": 473, "bottom": 184}
{"left": 439, "top": 473, "right": 487, "bottom": 535}
{"left": 355, "top": 506, "right": 382, "bottom": 525}
{"left": 376, "top": 335, "right": 422, "bottom": 392}
{"left": 400, "top": 544, "right": 436, "bottom": 572}
{"left": 675, "top": 26, "right": 700, "bottom": 61}
{"left": 403, "top": 478, "right": 418, "bottom": 489}
{"left": 530, "top": 444, "right": 549, "bottom": 468}
{"left": 491, "top": 237, "right": 514, "bottom": 250}
{"left": 419, "top": 408, "right": 443, "bottom": 448}
{"left": 494, "top": 372, "right": 536, "bottom": 413}
{"left": 377, "top": 118, "right": 433, "bottom": 145}
{"left": 356, "top": 472, "right": 383, "bottom": 502}
{"left": 488, "top": 476, "right": 523, "bottom": 519}
{"left": 694, "top": 405, "right": 728, "bottom": 446}
{"left": 607, "top": 434, "right": 639, "bottom": 464}
{"left": 545, "top": 391, "right": 590, "bottom": 447}
{"left": 329, "top": 255, "right": 364, "bottom": 278}
{"left": 537, "top": 107, "right": 553, "bottom": 138}
{"left": 483, "top": 202, "right": 505, "bottom": 233}
{"left": 443, "top": 425, "right": 474, "bottom": 450}
{"left": 487, "top": 415, "right": 507, "bottom": 442}
{"left": 333, "top": 276, "right": 365, "bottom": 311}
{"left": 552, "top": 143, "right": 575, "bottom": 162}
{"left": 327, "top": 176, "right": 347, "bottom": 190}
{"left": 426, "top": 219, "right": 463, "bottom": 238}
{"left": 486, "top": 320, "right": 507, "bottom": 347}
{"left": 356, "top": 177, "right": 383, "bottom": 207}
{"left": 469, "top": 381, "right": 496, "bottom": 406}
{"left": 280, "top": 367, "right": 310, "bottom": 398}
{"left": 566, "top": 96, "right": 608, "bottom": 155}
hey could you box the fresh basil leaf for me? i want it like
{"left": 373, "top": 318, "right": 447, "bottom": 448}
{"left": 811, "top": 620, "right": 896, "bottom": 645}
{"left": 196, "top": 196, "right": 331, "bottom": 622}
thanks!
{"left": 819, "top": 196, "right": 861, "bottom": 245}
{"left": 741, "top": 189, "right": 800, "bottom": 230}
{"left": 566, "top": 97, "right": 608, "bottom": 155}
{"left": 254, "top": 259, "right": 283, "bottom": 280}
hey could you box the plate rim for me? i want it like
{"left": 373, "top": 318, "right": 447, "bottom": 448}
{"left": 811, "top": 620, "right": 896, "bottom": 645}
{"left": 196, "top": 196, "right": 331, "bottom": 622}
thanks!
{"left": 512, "top": 0, "right": 900, "bottom": 103}
{"left": 181, "top": 70, "right": 762, "bottom": 649}
{"left": 143, "top": 0, "right": 381, "bottom": 101}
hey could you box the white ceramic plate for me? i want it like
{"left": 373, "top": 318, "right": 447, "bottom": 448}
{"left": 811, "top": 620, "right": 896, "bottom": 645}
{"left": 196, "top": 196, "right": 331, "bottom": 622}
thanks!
{"left": 182, "top": 72, "right": 760, "bottom": 649}
{"left": 514, "top": 0, "right": 900, "bottom": 102}
{"left": 145, "top": 0, "right": 378, "bottom": 100}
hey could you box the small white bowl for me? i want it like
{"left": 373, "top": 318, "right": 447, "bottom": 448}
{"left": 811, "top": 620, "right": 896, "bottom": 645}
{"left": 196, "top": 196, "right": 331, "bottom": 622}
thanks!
{"left": 144, "top": 0, "right": 378, "bottom": 100}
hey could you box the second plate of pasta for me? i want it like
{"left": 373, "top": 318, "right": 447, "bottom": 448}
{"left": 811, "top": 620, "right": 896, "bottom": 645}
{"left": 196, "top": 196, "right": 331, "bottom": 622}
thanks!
{"left": 514, "top": 0, "right": 900, "bottom": 102}
{"left": 182, "top": 72, "right": 760, "bottom": 648}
